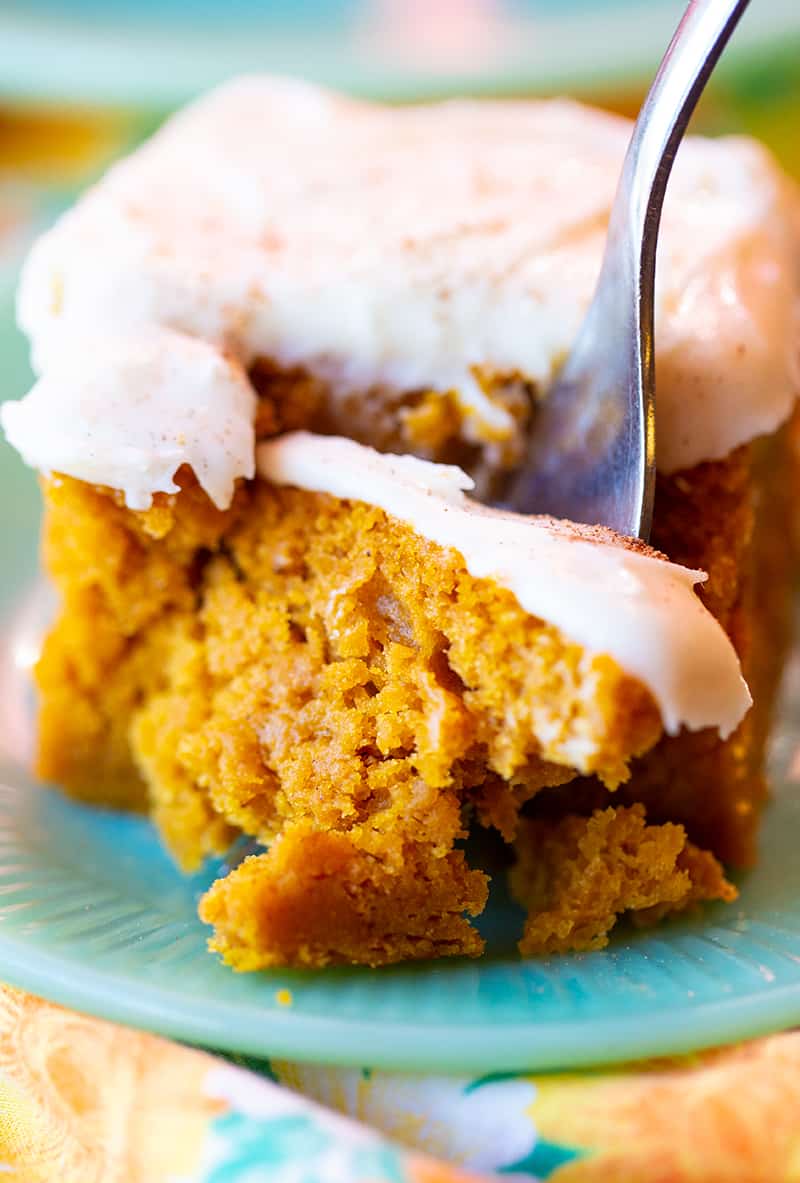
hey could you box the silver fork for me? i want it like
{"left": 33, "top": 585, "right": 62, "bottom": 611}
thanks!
{"left": 509, "top": 0, "right": 751, "bottom": 539}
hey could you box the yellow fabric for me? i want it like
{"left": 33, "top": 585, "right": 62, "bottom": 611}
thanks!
{"left": 6, "top": 984, "right": 800, "bottom": 1181}
{"left": 0, "top": 986, "right": 482, "bottom": 1183}
{"left": 532, "top": 1039, "right": 800, "bottom": 1181}
{"left": 0, "top": 985, "right": 218, "bottom": 1183}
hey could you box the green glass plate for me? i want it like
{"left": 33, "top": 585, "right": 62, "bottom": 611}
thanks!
{"left": 2, "top": 608, "right": 800, "bottom": 1074}
{"left": 2, "top": 236, "right": 800, "bottom": 1076}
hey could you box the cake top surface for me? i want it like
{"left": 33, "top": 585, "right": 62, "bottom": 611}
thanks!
{"left": 3, "top": 75, "right": 800, "bottom": 510}
{"left": 257, "top": 432, "right": 751, "bottom": 739}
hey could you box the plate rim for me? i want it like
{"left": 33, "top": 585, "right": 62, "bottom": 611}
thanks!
{"left": 3, "top": 769, "right": 800, "bottom": 1073}
{"left": 3, "top": 917, "right": 800, "bottom": 1072}
{"left": 3, "top": 592, "right": 800, "bottom": 1073}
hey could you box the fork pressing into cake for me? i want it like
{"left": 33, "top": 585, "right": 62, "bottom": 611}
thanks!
{"left": 510, "top": 0, "right": 751, "bottom": 538}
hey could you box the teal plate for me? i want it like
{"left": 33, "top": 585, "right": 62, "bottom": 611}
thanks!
{"left": 2, "top": 242, "right": 800, "bottom": 1075}
{"left": 2, "top": 600, "right": 800, "bottom": 1074}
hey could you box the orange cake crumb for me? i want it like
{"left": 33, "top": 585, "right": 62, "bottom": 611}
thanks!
{"left": 201, "top": 823, "right": 488, "bottom": 969}
{"left": 512, "top": 805, "right": 736, "bottom": 955}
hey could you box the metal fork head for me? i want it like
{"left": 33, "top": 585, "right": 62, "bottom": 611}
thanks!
{"left": 508, "top": 0, "right": 750, "bottom": 540}
{"left": 508, "top": 289, "right": 655, "bottom": 540}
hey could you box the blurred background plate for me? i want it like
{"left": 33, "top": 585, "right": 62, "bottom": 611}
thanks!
{"left": 0, "top": 0, "right": 798, "bottom": 109}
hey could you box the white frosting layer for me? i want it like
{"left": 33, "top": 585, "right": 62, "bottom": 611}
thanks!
{"left": 257, "top": 432, "right": 751, "bottom": 739}
{"left": 2, "top": 329, "right": 256, "bottom": 510}
{"left": 3, "top": 75, "right": 799, "bottom": 510}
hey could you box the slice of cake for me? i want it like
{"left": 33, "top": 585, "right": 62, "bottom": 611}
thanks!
{"left": 29, "top": 430, "right": 747, "bottom": 968}
{"left": 2, "top": 77, "right": 799, "bottom": 967}
{"left": 196, "top": 432, "right": 743, "bottom": 968}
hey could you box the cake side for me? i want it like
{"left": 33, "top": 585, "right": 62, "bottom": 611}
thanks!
{"left": 35, "top": 465, "right": 666, "bottom": 965}
{"left": 520, "top": 411, "right": 800, "bottom": 905}
{"left": 512, "top": 805, "right": 736, "bottom": 957}
{"left": 33, "top": 424, "right": 753, "bottom": 965}
{"left": 38, "top": 465, "right": 665, "bottom": 856}
{"left": 627, "top": 414, "right": 800, "bottom": 867}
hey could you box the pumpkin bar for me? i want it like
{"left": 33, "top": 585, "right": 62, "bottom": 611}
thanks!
{"left": 2, "top": 77, "right": 798, "bottom": 966}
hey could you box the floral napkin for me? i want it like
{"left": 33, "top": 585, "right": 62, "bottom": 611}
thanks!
{"left": 3, "top": 984, "right": 800, "bottom": 1182}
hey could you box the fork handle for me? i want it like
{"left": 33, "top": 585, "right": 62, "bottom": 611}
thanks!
{"left": 594, "top": 0, "right": 752, "bottom": 538}
{"left": 621, "top": 0, "right": 752, "bottom": 286}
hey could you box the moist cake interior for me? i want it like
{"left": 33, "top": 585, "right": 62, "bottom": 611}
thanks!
{"left": 4, "top": 77, "right": 800, "bottom": 969}
{"left": 32, "top": 365, "right": 794, "bottom": 968}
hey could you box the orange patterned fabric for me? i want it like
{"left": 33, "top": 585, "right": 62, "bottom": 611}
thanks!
{"left": 0, "top": 986, "right": 482, "bottom": 1183}
{"left": 0, "top": 985, "right": 218, "bottom": 1182}
{"left": 5, "top": 984, "right": 800, "bottom": 1181}
{"left": 532, "top": 1038, "right": 800, "bottom": 1181}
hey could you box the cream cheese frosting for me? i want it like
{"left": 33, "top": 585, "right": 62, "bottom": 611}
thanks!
{"left": 3, "top": 75, "right": 799, "bottom": 511}
{"left": 3, "top": 329, "right": 255, "bottom": 510}
{"left": 257, "top": 431, "right": 751, "bottom": 739}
